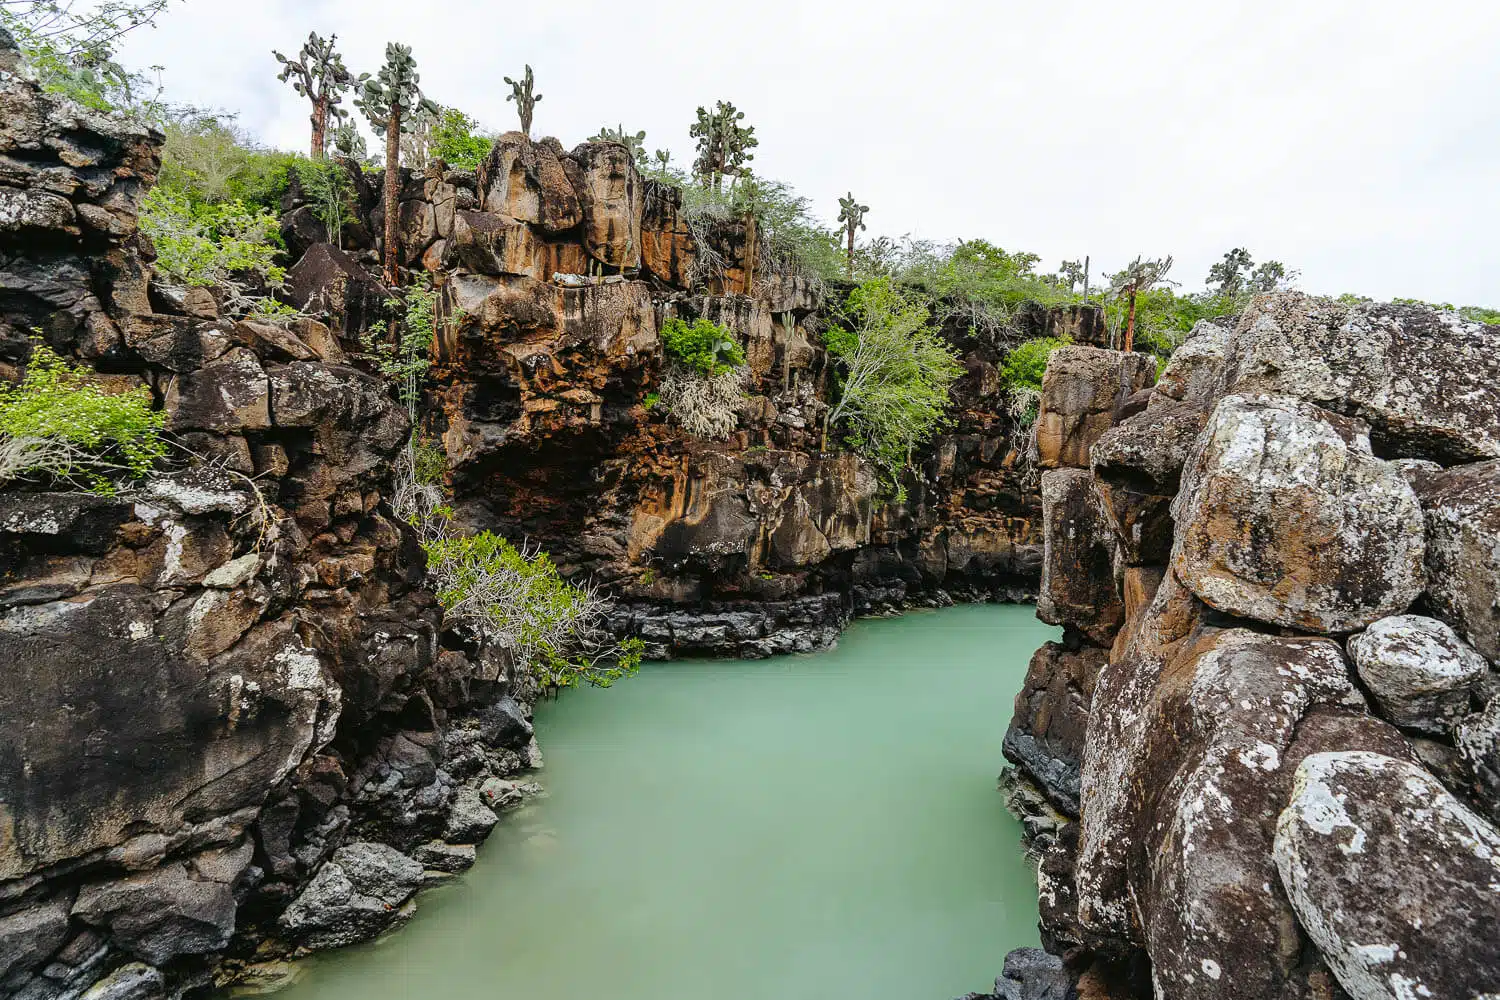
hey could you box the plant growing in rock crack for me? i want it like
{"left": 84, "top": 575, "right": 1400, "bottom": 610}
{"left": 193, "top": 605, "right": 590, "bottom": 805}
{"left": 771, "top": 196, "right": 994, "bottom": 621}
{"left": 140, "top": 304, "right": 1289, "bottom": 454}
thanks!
{"left": 292, "top": 158, "right": 356, "bottom": 249}
{"left": 999, "top": 335, "right": 1069, "bottom": 427}
{"left": 503, "top": 64, "right": 542, "bottom": 136}
{"left": 823, "top": 277, "right": 963, "bottom": 498}
{"left": 838, "top": 193, "right": 869, "bottom": 280}
{"left": 657, "top": 317, "right": 748, "bottom": 440}
{"left": 273, "top": 31, "right": 359, "bottom": 160}
{"left": 356, "top": 42, "right": 439, "bottom": 287}
{"left": 422, "top": 531, "right": 644, "bottom": 690}
{"left": 0, "top": 343, "right": 166, "bottom": 491}
{"left": 361, "top": 278, "right": 442, "bottom": 420}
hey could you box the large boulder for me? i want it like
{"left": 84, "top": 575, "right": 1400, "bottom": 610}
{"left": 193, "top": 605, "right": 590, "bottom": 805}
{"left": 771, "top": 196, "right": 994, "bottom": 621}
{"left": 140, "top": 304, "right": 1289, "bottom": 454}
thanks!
{"left": 1274, "top": 751, "right": 1500, "bottom": 1000}
{"left": 278, "top": 842, "right": 424, "bottom": 951}
{"left": 477, "top": 132, "right": 580, "bottom": 233}
{"left": 1226, "top": 293, "right": 1500, "bottom": 463}
{"left": 1037, "top": 469, "right": 1122, "bottom": 646}
{"left": 1152, "top": 317, "right": 1231, "bottom": 408}
{"left": 284, "top": 243, "right": 391, "bottom": 341}
{"left": 1457, "top": 697, "right": 1500, "bottom": 823}
{"left": 1171, "top": 394, "right": 1425, "bottom": 634}
{"left": 1347, "top": 615, "right": 1489, "bottom": 734}
{"left": 445, "top": 209, "right": 538, "bottom": 277}
{"left": 1035, "top": 346, "right": 1156, "bottom": 469}
{"left": 1089, "top": 399, "right": 1208, "bottom": 565}
{"left": 567, "top": 141, "right": 643, "bottom": 270}
{"left": 1413, "top": 460, "right": 1500, "bottom": 661}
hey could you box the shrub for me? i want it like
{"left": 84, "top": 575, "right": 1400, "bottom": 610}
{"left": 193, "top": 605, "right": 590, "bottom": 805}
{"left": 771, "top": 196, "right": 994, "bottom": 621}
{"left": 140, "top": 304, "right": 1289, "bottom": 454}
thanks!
{"left": 292, "top": 159, "right": 356, "bottom": 249}
{"left": 660, "top": 317, "right": 744, "bottom": 377}
{"left": 658, "top": 364, "right": 746, "bottom": 440}
{"left": 824, "top": 277, "right": 963, "bottom": 494}
{"left": 0, "top": 344, "right": 166, "bottom": 489}
{"left": 422, "top": 531, "right": 645, "bottom": 689}
{"left": 1000, "top": 336, "right": 1069, "bottom": 394}
{"left": 362, "top": 280, "right": 441, "bottom": 419}
{"left": 430, "top": 107, "right": 493, "bottom": 170}
{"left": 140, "top": 188, "right": 285, "bottom": 296}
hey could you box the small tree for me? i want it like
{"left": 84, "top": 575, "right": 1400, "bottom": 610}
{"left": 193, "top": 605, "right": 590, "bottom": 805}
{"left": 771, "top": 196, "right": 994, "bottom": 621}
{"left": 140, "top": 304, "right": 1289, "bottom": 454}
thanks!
{"left": 273, "top": 31, "right": 358, "bottom": 160}
{"left": 1058, "top": 259, "right": 1086, "bottom": 295}
{"left": 837, "top": 193, "right": 868, "bottom": 279}
{"left": 1249, "top": 259, "right": 1295, "bottom": 293}
{"left": 1111, "top": 256, "right": 1176, "bottom": 351}
{"left": 431, "top": 106, "right": 492, "bottom": 169}
{"left": 355, "top": 42, "right": 438, "bottom": 287}
{"left": 503, "top": 65, "right": 542, "bottom": 136}
{"left": 690, "top": 101, "right": 757, "bottom": 193}
{"left": 1205, "top": 247, "right": 1253, "bottom": 300}
{"left": 823, "top": 278, "right": 963, "bottom": 494}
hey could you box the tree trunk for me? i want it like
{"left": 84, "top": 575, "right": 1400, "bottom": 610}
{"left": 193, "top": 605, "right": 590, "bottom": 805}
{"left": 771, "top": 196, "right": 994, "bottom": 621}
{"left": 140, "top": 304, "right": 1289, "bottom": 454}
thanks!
{"left": 1124, "top": 288, "right": 1138, "bottom": 352}
{"left": 383, "top": 107, "right": 402, "bottom": 289}
{"left": 846, "top": 227, "right": 855, "bottom": 280}
{"left": 311, "top": 97, "right": 328, "bottom": 160}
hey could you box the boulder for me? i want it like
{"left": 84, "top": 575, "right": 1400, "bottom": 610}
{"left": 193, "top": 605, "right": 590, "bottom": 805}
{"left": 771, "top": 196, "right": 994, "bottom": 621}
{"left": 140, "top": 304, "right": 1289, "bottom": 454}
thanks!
{"left": 1090, "top": 399, "right": 1208, "bottom": 565}
{"left": 477, "top": 131, "right": 580, "bottom": 232}
{"left": 1413, "top": 459, "right": 1500, "bottom": 661}
{"left": 163, "top": 348, "right": 270, "bottom": 433}
{"left": 1457, "top": 698, "right": 1500, "bottom": 823}
{"left": 1151, "top": 316, "right": 1231, "bottom": 408}
{"left": 1037, "top": 469, "right": 1122, "bottom": 646}
{"left": 1226, "top": 293, "right": 1500, "bottom": 462}
{"left": 445, "top": 209, "right": 538, "bottom": 277}
{"left": 1036, "top": 346, "right": 1156, "bottom": 469}
{"left": 279, "top": 842, "right": 424, "bottom": 951}
{"left": 567, "top": 141, "right": 643, "bottom": 269}
{"left": 284, "top": 243, "right": 391, "bottom": 340}
{"left": 0, "top": 895, "right": 72, "bottom": 982}
{"left": 640, "top": 180, "right": 697, "bottom": 288}
{"left": 1274, "top": 751, "right": 1500, "bottom": 1000}
{"left": 1347, "top": 615, "right": 1489, "bottom": 734}
{"left": 78, "top": 962, "right": 166, "bottom": 1000}
{"left": 1171, "top": 394, "right": 1425, "bottom": 633}
{"left": 443, "top": 786, "right": 499, "bottom": 843}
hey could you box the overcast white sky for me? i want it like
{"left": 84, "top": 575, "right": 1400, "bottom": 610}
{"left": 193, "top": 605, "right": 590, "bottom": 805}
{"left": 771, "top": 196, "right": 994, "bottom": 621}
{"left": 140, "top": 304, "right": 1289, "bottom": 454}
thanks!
{"left": 118, "top": 0, "right": 1500, "bottom": 305}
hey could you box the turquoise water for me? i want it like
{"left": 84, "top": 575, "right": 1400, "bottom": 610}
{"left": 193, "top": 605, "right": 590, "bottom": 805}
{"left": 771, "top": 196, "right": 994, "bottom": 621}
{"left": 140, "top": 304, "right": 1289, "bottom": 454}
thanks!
{"left": 268, "top": 604, "right": 1055, "bottom": 1000}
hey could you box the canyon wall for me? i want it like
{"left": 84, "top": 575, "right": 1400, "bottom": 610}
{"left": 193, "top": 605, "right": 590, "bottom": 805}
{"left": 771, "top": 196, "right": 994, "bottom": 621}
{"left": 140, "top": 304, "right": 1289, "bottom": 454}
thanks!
{"left": 1000, "top": 298, "right": 1500, "bottom": 999}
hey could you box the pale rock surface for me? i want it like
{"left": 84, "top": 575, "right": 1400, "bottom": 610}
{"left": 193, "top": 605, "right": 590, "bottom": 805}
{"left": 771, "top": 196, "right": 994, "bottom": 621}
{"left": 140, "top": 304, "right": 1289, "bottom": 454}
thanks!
{"left": 1347, "top": 614, "right": 1489, "bottom": 733}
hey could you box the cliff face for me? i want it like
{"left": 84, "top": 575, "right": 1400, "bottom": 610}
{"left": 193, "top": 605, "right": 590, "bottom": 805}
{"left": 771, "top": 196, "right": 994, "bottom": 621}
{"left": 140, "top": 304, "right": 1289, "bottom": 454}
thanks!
{"left": 0, "top": 74, "right": 545, "bottom": 998}
{"left": 1001, "top": 298, "right": 1500, "bottom": 999}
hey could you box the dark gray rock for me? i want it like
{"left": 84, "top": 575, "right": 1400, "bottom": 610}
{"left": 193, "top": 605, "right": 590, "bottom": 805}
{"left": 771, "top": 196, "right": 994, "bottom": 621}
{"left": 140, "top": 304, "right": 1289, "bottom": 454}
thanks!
{"left": 279, "top": 842, "right": 424, "bottom": 951}
{"left": 77, "top": 962, "right": 165, "bottom": 1000}
{"left": 0, "top": 895, "right": 72, "bottom": 982}
{"left": 442, "top": 787, "right": 499, "bottom": 843}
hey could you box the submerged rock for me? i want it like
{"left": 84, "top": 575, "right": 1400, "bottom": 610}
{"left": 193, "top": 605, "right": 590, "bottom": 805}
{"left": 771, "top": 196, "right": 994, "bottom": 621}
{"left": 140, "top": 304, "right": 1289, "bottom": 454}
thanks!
{"left": 1274, "top": 751, "right": 1500, "bottom": 1000}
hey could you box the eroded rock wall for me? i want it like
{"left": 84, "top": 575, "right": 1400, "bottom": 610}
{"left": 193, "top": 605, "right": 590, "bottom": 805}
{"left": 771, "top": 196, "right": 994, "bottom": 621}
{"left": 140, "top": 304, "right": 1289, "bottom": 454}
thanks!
{"left": 1003, "top": 295, "right": 1500, "bottom": 999}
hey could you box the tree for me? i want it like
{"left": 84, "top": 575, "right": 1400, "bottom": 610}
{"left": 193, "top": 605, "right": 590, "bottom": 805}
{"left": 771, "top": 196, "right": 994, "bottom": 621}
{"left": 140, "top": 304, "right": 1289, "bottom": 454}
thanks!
{"left": 1111, "top": 256, "right": 1177, "bottom": 352}
{"left": 837, "top": 193, "right": 868, "bottom": 280}
{"left": 690, "top": 100, "right": 758, "bottom": 192}
{"left": 273, "top": 31, "right": 358, "bottom": 160}
{"left": 355, "top": 42, "right": 438, "bottom": 287}
{"left": 503, "top": 64, "right": 541, "bottom": 136}
{"left": 823, "top": 277, "right": 963, "bottom": 494}
{"left": 1249, "top": 259, "right": 1294, "bottom": 294}
{"left": 2, "top": 0, "right": 169, "bottom": 118}
{"left": 430, "top": 106, "right": 491, "bottom": 169}
{"left": 1059, "top": 259, "right": 1086, "bottom": 295}
{"left": 1206, "top": 247, "right": 1253, "bottom": 300}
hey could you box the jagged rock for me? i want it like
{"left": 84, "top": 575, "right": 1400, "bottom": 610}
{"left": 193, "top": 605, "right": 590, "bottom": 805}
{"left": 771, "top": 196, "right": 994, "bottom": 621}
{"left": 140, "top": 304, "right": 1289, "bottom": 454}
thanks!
{"left": 477, "top": 131, "right": 580, "bottom": 232}
{"left": 1037, "top": 469, "right": 1121, "bottom": 646}
{"left": 1152, "top": 317, "right": 1231, "bottom": 408}
{"left": 568, "top": 141, "right": 643, "bottom": 269}
{"left": 1274, "top": 751, "right": 1500, "bottom": 1000}
{"left": 411, "top": 841, "right": 476, "bottom": 874}
{"left": 442, "top": 787, "right": 499, "bottom": 842}
{"left": 1090, "top": 399, "right": 1207, "bottom": 564}
{"left": 1003, "top": 640, "right": 1105, "bottom": 815}
{"left": 640, "top": 180, "right": 697, "bottom": 286}
{"left": 0, "top": 896, "right": 72, "bottom": 982}
{"left": 0, "top": 492, "right": 133, "bottom": 554}
{"left": 72, "top": 841, "right": 251, "bottom": 965}
{"left": 284, "top": 243, "right": 390, "bottom": 339}
{"left": 1457, "top": 698, "right": 1500, "bottom": 822}
{"left": 163, "top": 348, "right": 271, "bottom": 432}
{"left": 471, "top": 696, "right": 534, "bottom": 751}
{"left": 1036, "top": 346, "right": 1156, "bottom": 469}
{"left": 1413, "top": 459, "right": 1500, "bottom": 661}
{"left": 279, "top": 842, "right": 424, "bottom": 950}
{"left": 1171, "top": 394, "right": 1425, "bottom": 633}
{"left": 78, "top": 962, "right": 165, "bottom": 1000}
{"left": 1226, "top": 293, "right": 1500, "bottom": 462}
{"left": 445, "top": 209, "right": 538, "bottom": 277}
{"left": 1347, "top": 615, "right": 1489, "bottom": 734}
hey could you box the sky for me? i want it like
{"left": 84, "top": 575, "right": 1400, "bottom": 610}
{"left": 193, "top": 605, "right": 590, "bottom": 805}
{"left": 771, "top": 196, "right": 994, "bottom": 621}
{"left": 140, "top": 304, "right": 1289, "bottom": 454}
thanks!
{"left": 116, "top": 0, "right": 1500, "bottom": 305}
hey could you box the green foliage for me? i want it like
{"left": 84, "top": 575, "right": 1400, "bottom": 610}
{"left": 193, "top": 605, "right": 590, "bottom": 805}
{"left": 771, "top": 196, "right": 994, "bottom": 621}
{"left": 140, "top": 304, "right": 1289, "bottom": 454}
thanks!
{"left": 825, "top": 277, "right": 963, "bottom": 494}
{"left": 157, "top": 113, "right": 301, "bottom": 212}
{"left": 291, "top": 158, "right": 355, "bottom": 247}
{"left": 660, "top": 317, "right": 745, "bottom": 377}
{"left": 411, "top": 437, "right": 448, "bottom": 486}
{"left": 139, "top": 187, "right": 284, "bottom": 290}
{"left": 272, "top": 30, "right": 358, "bottom": 158}
{"left": 690, "top": 100, "right": 757, "bottom": 192}
{"left": 422, "top": 531, "right": 644, "bottom": 689}
{"left": 642, "top": 391, "right": 660, "bottom": 411}
{"left": 1000, "top": 336, "right": 1069, "bottom": 394}
{"left": 503, "top": 64, "right": 542, "bottom": 136}
{"left": 1391, "top": 298, "right": 1500, "bottom": 326}
{"left": 430, "top": 106, "right": 492, "bottom": 169}
{"left": 0, "top": 343, "right": 166, "bottom": 488}
{"left": 2, "top": 1, "right": 169, "bottom": 121}
{"left": 362, "top": 280, "right": 441, "bottom": 417}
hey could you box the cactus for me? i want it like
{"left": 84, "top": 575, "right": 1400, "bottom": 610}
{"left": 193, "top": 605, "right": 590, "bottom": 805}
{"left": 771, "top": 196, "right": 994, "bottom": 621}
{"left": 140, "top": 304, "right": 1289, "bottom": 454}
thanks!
{"left": 273, "top": 31, "right": 358, "bottom": 159}
{"left": 690, "top": 101, "right": 758, "bottom": 193}
{"left": 838, "top": 193, "right": 869, "bottom": 279}
{"left": 504, "top": 65, "right": 542, "bottom": 136}
{"left": 355, "top": 42, "right": 439, "bottom": 287}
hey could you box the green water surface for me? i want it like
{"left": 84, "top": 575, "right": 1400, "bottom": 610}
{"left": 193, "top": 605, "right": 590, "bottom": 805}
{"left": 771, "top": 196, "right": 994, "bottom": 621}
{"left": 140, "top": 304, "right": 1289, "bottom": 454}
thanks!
{"left": 269, "top": 603, "right": 1055, "bottom": 1000}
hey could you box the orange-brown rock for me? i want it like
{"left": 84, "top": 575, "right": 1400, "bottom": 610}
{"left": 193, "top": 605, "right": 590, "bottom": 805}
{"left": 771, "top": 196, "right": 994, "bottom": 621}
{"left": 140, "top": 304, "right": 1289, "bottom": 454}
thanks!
{"left": 1036, "top": 346, "right": 1156, "bottom": 469}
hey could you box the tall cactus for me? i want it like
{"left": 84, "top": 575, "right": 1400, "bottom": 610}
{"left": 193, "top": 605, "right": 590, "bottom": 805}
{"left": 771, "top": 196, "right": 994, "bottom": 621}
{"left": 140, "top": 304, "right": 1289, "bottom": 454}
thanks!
{"left": 273, "top": 32, "right": 358, "bottom": 160}
{"left": 838, "top": 193, "right": 869, "bottom": 279}
{"left": 690, "top": 101, "right": 757, "bottom": 193}
{"left": 355, "top": 42, "right": 438, "bottom": 287}
{"left": 504, "top": 65, "right": 542, "bottom": 136}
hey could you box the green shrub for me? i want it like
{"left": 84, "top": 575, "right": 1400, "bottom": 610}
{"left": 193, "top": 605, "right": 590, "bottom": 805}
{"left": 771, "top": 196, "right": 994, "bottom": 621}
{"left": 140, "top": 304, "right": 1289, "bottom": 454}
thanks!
{"left": 660, "top": 317, "right": 744, "bottom": 377}
{"left": 292, "top": 159, "right": 356, "bottom": 248}
{"left": 431, "top": 107, "right": 493, "bottom": 170}
{"left": 422, "top": 531, "right": 645, "bottom": 689}
{"left": 140, "top": 188, "right": 285, "bottom": 291}
{"left": 0, "top": 344, "right": 166, "bottom": 489}
{"left": 1000, "top": 336, "right": 1069, "bottom": 394}
{"left": 362, "top": 280, "right": 441, "bottom": 419}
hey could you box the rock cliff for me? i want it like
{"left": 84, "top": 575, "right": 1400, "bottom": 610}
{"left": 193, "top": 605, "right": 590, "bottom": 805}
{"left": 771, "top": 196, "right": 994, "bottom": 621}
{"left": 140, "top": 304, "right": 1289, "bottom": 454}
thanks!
{"left": 1000, "top": 296, "right": 1500, "bottom": 999}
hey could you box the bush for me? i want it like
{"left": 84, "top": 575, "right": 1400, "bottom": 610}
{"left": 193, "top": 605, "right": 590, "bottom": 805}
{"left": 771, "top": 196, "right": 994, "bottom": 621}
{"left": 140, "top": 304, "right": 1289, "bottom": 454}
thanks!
{"left": 140, "top": 188, "right": 285, "bottom": 292}
{"left": 0, "top": 344, "right": 166, "bottom": 489}
{"left": 1000, "top": 336, "right": 1069, "bottom": 394}
{"left": 660, "top": 317, "right": 744, "bottom": 377}
{"left": 362, "top": 280, "right": 440, "bottom": 419}
{"left": 292, "top": 159, "right": 356, "bottom": 248}
{"left": 422, "top": 531, "right": 645, "bottom": 689}
{"left": 430, "top": 107, "right": 493, "bottom": 170}
{"left": 158, "top": 114, "right": 300, "bottom": 212}
{"left": 658, "top": 364, "right": 745, "bottom": 440}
